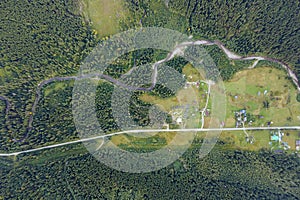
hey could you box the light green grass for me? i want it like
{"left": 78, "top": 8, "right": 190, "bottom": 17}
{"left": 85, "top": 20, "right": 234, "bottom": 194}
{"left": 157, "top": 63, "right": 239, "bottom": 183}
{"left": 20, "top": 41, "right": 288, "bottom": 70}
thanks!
{"left": 0, "top": 68, "right": 5, "bottom": 77}
{"left": 0, "top": 67, "right": 14, "bottom": 81}
{"left": 44, "top": 82, "right": 69, "bottom": 96}
{"left": 112, "top": 132, "right": 177, "bottom": 152}
{"left": 224, "top": 67, "right": 300, "bottom": 127}
{"left": 219, "top": 130, "right": 270, "bottom": 151}
{"left": 282, "top": 131, "right": 300, "bottom": 150}
{"left": 82, "top": 0, "right": 129, "bottom": 37}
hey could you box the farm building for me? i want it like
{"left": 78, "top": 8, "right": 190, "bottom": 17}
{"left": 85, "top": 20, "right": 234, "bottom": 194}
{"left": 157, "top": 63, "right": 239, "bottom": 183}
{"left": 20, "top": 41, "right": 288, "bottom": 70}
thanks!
{"left": 234, "top": 109, "right": 247, "bottom": 127}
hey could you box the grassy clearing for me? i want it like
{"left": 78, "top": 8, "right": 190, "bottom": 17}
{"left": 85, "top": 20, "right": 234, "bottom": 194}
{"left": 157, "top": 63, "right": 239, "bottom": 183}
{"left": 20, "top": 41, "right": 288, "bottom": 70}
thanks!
{"left": 0, "top": 67, "right": 15, "bottom": 84}
{"left": 224, "top": 67, "right": 300, "bottom": 127}
{"left": 113, "top": 63, "right": 207, "bottom": 148}
{"left": 82, "top": 0, "right": 129, "bottom": 37}
{"left": 0, "top": 68, "right": 5, "bottom": 77}
{"left": 139, "top": 94, "right": 178, "bottom": 112}
{"left": 44, "top": 82, "right": 70, "bottom": 96}
{"left": 140, "top": 85, "right": 203, "bottom": 128}
{"left": 111, "top": 129, "right": 296, "bottom": 152}
{"left": 140, "top": 86, "right": 201, "bottom": 112}
{"left": 112, "top": 132, "right": 176, "bottom": 152}
{"left": 219, "top": 131, "right": 270, "bottom": 151}
{"left": 281, "top": 131, "right": 300, "bottom": 150}
{"left": 145, "top": 1, "right": 188, "bottom": 32}
{"left": 218, "top": 66, "right": 300, "bottom": 152}
{"left": 182, "top": 63, "right": 205, "bottom": 81}
{"left": 110, "top": 134, "right": 130, "bottom": 146}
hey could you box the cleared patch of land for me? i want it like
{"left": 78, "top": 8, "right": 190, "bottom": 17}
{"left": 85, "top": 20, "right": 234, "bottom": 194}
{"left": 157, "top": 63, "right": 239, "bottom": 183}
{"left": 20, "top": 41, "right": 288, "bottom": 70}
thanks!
{"left": 219, "top": 130, "right": 269, "bottom": 151}
{"left": 111, "top": 131, "right": 177, "bottom": 152}
{"left": 224, "top": 67, "right": 300, "bottom": 127}
{"left": 182, "top": 63, "right": 204, "bottom": 82}
{"left": 82, "top": 0, "right": 129, "bottom": 37}
{"left": 139, "top": 94, "right": 178, "bottom": 112}
{"left": 44, "top": 82, "right": 69, "bottom": 96}
{"left": 280, "top": 130, "right": 300, "bottom": 150}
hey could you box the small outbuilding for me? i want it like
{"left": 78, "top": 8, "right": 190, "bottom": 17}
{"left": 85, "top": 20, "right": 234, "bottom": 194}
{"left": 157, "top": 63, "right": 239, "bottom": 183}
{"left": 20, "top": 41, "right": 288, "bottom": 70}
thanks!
{"left": 176, "top": 117, "right": 183, "bottom": 124}
{"left": 296, "top": 140, "right": 300, "bottom": 151}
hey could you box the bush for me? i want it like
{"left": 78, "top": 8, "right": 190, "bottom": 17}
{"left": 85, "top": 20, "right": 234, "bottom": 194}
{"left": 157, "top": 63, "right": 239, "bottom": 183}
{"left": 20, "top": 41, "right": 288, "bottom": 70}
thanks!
{"left": 297, "top": 93, "right": 300, "bottom": 102}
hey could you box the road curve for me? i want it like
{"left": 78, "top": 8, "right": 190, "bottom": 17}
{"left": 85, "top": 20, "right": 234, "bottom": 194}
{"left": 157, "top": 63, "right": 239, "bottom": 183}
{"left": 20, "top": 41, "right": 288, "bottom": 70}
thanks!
{"left": 0, "top": 38, "right": 299, "bottom": 143}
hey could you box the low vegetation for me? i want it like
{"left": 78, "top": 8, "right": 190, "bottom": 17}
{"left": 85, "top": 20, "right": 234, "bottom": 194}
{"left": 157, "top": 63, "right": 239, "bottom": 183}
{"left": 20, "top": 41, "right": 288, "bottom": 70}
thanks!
{"left": 224, "top": 67, "right": 300, "bottom": 127}
{"left": 82, "top": 0, "right": 130, "bottom": 37}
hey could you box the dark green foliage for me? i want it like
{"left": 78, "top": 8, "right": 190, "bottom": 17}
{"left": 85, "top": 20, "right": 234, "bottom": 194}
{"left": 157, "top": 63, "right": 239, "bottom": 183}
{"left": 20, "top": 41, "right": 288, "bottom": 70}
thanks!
{"left": 165, "top": 114, "right": 173, "bottom": 124}
{"left": 31, "top": 81, "right": 77, "bottom": 146}
{"left": 204, "top": 46, "right": 252, "bottom": 80}
{"left": 0, "top": 102, "right": 5, "bottom": 131}
{"left": 129, "top": 91, "right": 152, "bottom": 127}
{"left": 95, "top": 82, "right": 120, "bottom": 132}
{"left": 296, "top": 93, "right": 300, "bottom": 102}
{"left": 246, "top": 113, "right": 256, "bottom": 123}
{"left": 169, "top": 0, "right": 300, "bottom": 81}
{"left": 256, "top": 60, "right": 283, "bottom": 69}
{"left": 95, "top": 82, "right": 169, "bottom": 131}
{"left": 149, "top": 84, "right": 175, "bottom": 98}
{"left": 1, "top": 145, "right": 299, "bottom": 199}
{"left": 165, "top": 56, "right": 189, "bottom": 73}
{"left": 103, "top": 49, "right": 168, "bottom": 79}
{"left": 263, "top": 100, "right": 270, "bottom": 109}
{"left": 0, "top": 0, "right": 96, "bottom": 148}
{"left": 295, "top": 59, "right": 300, "bottom": 85}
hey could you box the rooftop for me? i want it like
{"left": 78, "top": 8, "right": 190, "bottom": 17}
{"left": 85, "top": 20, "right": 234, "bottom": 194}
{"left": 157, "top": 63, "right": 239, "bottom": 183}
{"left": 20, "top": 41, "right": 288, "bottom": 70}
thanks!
{"left": 271, "top": 135, "right": 279, "bottom": 141}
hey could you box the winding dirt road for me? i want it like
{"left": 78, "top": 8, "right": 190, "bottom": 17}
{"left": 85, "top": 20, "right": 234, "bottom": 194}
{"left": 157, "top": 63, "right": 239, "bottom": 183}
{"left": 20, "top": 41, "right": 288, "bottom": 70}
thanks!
{"left": 0, "top": 39, "right": 299, "bottom": 143}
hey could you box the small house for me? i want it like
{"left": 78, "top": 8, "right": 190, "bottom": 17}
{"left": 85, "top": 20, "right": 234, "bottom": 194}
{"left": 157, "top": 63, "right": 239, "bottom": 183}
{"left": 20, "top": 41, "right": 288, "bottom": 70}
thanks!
{"left": 176, "top": 117, "right": 182, "bottom": 124}
{"left": 271, "top": 135, "right": 279, "bottom": 141}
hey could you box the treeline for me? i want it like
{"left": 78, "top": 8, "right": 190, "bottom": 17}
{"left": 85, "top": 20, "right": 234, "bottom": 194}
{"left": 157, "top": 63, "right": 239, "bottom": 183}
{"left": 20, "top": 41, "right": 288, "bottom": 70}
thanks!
{"left": 168, "top": 0, "right": 300, "bottom": 82}
{"left": 203, "top": 46, "right": 253, "bottom": 80}
{"left": 1, "top": 144, "right": 299, "bottom": 199}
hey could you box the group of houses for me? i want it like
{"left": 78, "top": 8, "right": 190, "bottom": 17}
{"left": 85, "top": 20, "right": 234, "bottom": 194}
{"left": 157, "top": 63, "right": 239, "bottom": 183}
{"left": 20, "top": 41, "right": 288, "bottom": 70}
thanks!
{"left": 184, "top": 81, "right": 200, "bottom": 88}
{"left": 234, "top": 109, "right": 248, "bottom": 128}
{"left": 169, "top": 105, "right": 187, "bottom": 126}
